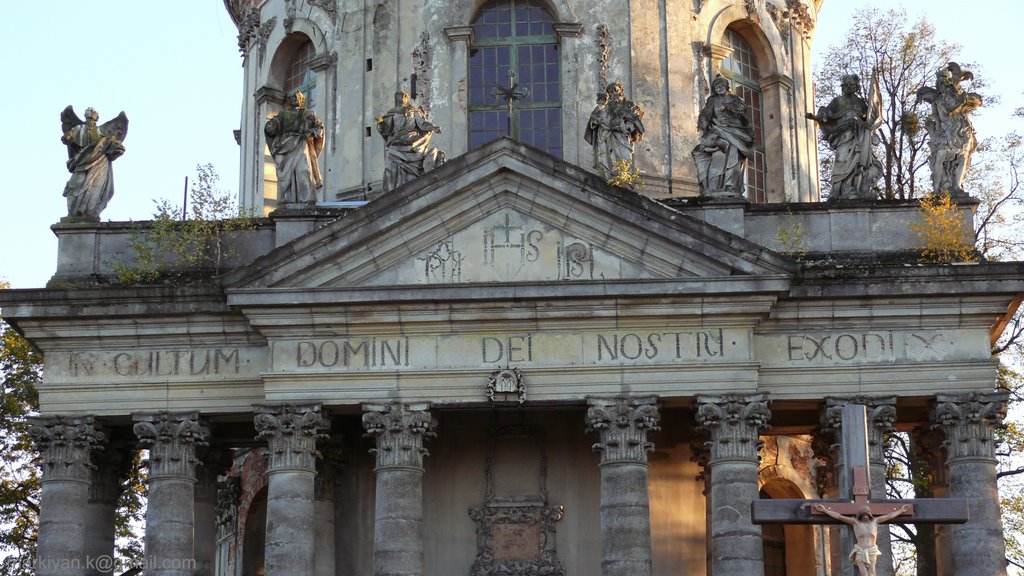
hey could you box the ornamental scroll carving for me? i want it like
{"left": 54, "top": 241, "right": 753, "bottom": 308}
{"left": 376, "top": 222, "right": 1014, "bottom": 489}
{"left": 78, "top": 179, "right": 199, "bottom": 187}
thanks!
{"left": 362, "top": 403, "right": 436, "bottom": 469}
{"left": 254, "top": 404, "right": 330, "bottom": 472}
{"left": 470, "top": 427, "right": 565, "bottom": 576}
{"left": 133, "top": 411, "right": 209, "bottom": 479}
{"left": 587, "top": 396, "right": 661, "bottom": 464}
{"left": 933, "top": 391, "right": 1009, "bottom": 461}
{"left": 29, "top": 415, "right": 106, "bottom": 482}
{"left": 696, "top": 394, "right": 770, "bottom": 463}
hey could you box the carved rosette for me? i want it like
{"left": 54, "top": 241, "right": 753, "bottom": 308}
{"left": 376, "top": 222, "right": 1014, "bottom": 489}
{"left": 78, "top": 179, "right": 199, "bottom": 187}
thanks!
{"left": 823, "top": 396, "right": 896, "bottom": 465}
{"left": 134, "top": 412, "right": 209, "bottom": 480}
{"left": 932, "top": 392, "right": 1009, "bottom": 462}
{"left": 362, "top": 403, "right": 436, "bottom": 470}
{"left": 587, "top": 396, "right": 660, "bottom": 465}
{"left": 696, "top": 394, "right": 770, "bottom": 463}
{"left": 254, "top": 404, "right": 330, "bottom": 473}
{"left": 29, "top": 416, "right": 106, "bottom": 483}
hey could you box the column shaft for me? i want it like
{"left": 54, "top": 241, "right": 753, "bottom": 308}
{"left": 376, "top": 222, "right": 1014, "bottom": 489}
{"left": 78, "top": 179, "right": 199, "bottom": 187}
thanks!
{"left": 363, "top": 402, "right": 435, "bottom": 576}
{"left": 194, "top": 459, "right": 219, "bottom": 576}
{"left": 84, "top": 447, "right": 130, "bottom": 576}
{"left": 254, "top": 403, "right": 329, "bottom": 576}
{"left": 934, "top": 392, "right": 1009, "bottom": 576}
{"left": 587, "top": 396, "right": 660, "bottom": 576}
{"left": 30, "top": 416, "right": 105, "bottom": 576}
{"left": 697, "top": 394, "right": 770, "bottom": 576}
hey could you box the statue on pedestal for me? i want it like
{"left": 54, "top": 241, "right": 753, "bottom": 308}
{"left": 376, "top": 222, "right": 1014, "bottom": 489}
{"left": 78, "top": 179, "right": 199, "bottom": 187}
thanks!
{"left": 691, "top": 76, "right": 754, "bottom": 199}
{"left": 917, "top": 62, "right": 983, "bottom": 197}
{"left": 376, "top": 91, "right": 445, "bottom": 193}
{"left": 264, "top": 91, "right": 324, "bottom": 206}
{"left": 806, "top": 74, "right": 882, "bottom": 201}
{"left": 585, "top": 82, "right": 645, "bottom": 177}
{"left": 815, "top": 504, "right": 909, "bottom": 576}
{"left": 59, "top": 106, "right": 128, "bottom": 222}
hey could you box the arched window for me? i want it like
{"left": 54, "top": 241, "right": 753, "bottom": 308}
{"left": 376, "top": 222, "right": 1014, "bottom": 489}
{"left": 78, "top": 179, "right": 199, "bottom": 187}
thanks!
{"left": 720, "top": 29, "right": 766, "bottom": 203}
{"left": 284, "top": 37, "right": 317, "bottom": 108}
{"left": 468, "top": 0, "right": 562, "bottom": 157}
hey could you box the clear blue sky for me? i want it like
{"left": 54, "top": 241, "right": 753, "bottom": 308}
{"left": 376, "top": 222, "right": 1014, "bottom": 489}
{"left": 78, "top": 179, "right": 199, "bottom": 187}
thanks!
{"left": 0, "top": 0, "right": 1021, "bottom": 289}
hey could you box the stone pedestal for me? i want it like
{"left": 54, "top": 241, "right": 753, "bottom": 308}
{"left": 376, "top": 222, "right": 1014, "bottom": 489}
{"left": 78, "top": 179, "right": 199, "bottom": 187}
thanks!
{"left": 696, "top": 394, "right": 770, "bottom": 576}
{"left": 823, "top": 397, "right": 897, "bottom": 576}
{"left": 933, "top": 392, "right": 1009, "bottom": 576}
{"left": 29, "top": 416, "right": 105, "bottom": 576}
{"left": 134, "top": 412, "right": 209, "bottom": 576}
{"left": 586, "top": 396, "right": 660, "bottom": 576}
{"left": 254, "top": 404, "right": 329, "bottom": 576}
{"left": 362, "top": 402, "right": 435, "bottom": 576}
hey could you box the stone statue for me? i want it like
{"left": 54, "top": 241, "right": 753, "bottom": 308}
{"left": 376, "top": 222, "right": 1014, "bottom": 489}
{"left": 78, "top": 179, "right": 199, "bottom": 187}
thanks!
{"left": 585, "top": 82, "right": 645, "bottom": 177}
{"left": 692, "top": 76, "right": 755, "bottom": 199}
{"left": 264, "top": 91, "right": 324, "bottom": 206}
{"left": 917, "top": 62, "right": 983, "bottom": 197}
{"left": 815, "top": 504, "right": 909, "bottom": 576}
{"left": 376, "top": 91, "right": 445, "bottom": 193}
{"left": 806, "top": 74, "right": 883, "bottom": 201}
{"left": 59, "top": 106, "right": 128, "bottom": 221}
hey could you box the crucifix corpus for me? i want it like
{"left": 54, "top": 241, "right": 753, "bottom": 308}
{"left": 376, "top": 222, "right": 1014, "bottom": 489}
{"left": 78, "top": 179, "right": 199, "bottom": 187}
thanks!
{"left": 752, "top": 404, "right": 969, "bottom": 576}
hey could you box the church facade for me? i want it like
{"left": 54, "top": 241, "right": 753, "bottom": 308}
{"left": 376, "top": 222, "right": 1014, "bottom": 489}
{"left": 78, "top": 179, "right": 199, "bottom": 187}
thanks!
{"left": 3, "top": 1, "right": 1022, "bottom": 576}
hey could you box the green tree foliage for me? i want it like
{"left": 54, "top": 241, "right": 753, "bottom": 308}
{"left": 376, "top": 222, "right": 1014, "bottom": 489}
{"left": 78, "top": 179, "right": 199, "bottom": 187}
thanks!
{"left": 113, "top": 164, "right": 256, "bottom": 284}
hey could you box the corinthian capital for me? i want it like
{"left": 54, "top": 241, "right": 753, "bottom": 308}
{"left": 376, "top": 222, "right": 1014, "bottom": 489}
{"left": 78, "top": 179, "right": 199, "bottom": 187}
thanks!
{"left": 586, "top": 396, "right": 660, "bottom": 465}
{"left": 133, "top": 412, "right": 209, "bottom": 480}
{"left": 362, "top": 402, "right": 435, "bottom": 470}
{"left": 696, "top": 393, "right": 771, "bottom": 463}
{"left": 28, "top": 415, "right": 106, "bottom": 482}
{"left": 254, "top": 404, "right": 330, "bottom": 473}
{"left": 823, "top": 396, "right": 896, "bottom": 464}
{"left": 933, "top": 391, "right": 1009, "bottom": 462}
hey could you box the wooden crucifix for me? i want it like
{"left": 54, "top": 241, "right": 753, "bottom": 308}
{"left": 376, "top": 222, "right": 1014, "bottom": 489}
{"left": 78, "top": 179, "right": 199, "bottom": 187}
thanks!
{"left": 752, "top": 404, "right": 969, "bottom": 576}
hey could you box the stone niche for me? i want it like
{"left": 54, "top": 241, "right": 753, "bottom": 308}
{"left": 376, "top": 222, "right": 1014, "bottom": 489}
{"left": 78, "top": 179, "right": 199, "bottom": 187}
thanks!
{"left": 469, "top": 426, "right": 565, "bottom": 575}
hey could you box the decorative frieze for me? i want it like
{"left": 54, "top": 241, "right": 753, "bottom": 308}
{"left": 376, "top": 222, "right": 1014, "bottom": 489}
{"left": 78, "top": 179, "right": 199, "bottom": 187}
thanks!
{"left": 696, "top": 394, "right": 770, "bottom": 462}
{"left": 254, "top": 404, "right": 330, "bottom": 473}
{"left": 362, "top": 402, "right": 436, "bottom": 469}
{"left": 933, "top": 391, "right": 1009, "bottom": 462}
{"left": 587, "top": 396, "right": 660, "bottom": 465}
{"left": 133, "top": 412, "right": 209, "bottom": 480}
{"left": 29, "top": 416, "right": 105, "bottom": 483}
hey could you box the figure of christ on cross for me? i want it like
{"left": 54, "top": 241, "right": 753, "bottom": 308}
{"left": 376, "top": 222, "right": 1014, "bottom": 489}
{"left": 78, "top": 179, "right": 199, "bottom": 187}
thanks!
{"left": 814, "top": 503, "right": 910, "bottom": 576}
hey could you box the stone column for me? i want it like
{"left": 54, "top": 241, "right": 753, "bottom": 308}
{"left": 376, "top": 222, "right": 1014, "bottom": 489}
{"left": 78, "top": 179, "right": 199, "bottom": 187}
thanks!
{"left": 85, "top": 445, "right": 131, "bottom": 576}
{"left": 823, "top": 396, "right": 897, "bottom": 576}
{"left": 586, "top": 396, "right": 660, "bottom": 576}
{"left": 29, "top": 416, "right": 105, "bottom": 576}
{"left": 314, "top": 446, "right": 342, "bottom": 576}
{"left": 696, "top": 393, "right": 770, "bottom": 576}
{"left": 193, "top": 450, "right": 223, "bottom": 576}
{"left": 254, "top": 404, "right": 329, "bottom": 576}
{"left": 362, "top": 402, "right": 436, "bottom": 576}
{"left": 134, "top": 412, "right": 208, "bottom": 576}
{"left": 911, "top": 425, "right": 949, "bottom": 576}
{"left": 932, "top": 392, "right": 1009, "bottom": 576}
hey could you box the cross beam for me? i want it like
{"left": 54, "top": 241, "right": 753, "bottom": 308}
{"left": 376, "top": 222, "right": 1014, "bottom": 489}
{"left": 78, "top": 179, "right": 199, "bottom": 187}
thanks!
{"left": 752, "top": 404, "right": 969, "bottom": 526}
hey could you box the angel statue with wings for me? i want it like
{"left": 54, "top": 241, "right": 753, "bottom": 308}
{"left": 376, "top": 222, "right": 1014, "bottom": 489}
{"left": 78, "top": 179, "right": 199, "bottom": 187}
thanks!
{"left": 59, "top": 106, "right": 128, "bottom": 221}
{"left": 917, "top": 62, "right": 983, "bottom": 197}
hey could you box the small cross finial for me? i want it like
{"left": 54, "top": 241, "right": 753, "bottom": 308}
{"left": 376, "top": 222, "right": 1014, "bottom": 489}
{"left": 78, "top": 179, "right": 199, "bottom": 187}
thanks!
{"left": 492, "top": 69, "right": 531, "bottom": 138}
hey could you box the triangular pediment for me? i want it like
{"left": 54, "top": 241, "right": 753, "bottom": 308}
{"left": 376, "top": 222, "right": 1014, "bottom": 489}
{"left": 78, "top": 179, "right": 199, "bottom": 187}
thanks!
{"left": 225, "top": 139, "right": 795, "bottom": 291}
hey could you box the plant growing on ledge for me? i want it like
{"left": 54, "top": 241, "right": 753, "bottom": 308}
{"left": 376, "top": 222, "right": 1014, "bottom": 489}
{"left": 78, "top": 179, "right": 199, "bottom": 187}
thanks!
{"left": 112, "top": 164, "right": 256, "bottom": 284}
{"left": 910, "top": 194, "right": 978, "bottom": 263}
{"left": 606, "top": 159, "right": 644, "bottom": 192}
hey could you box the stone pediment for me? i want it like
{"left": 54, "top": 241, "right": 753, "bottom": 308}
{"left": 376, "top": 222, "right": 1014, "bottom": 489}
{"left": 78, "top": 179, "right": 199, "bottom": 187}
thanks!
{"left": 226, "top": 139, "right": 795, "bottom": 291}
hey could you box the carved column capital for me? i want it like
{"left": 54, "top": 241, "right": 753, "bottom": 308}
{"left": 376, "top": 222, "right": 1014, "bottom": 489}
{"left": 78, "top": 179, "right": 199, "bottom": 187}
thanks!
{"left": 254, "top": 404, "right": 330, "bottom": 473}
{"left": 29, "top": 415, "right": 106, "bottom": 483}
{"left": 696, "top": 394, "right": 771, "bottom": 463}
{"left": 586, "top": 396, "right": 660, "bottom": 465}
{"left": 823, "top": 396, "right": 897, "bottom": 464}
{"left": 932, "top": 391, "right": 1009, "bottom": 462}
{"left": 133, "top": 412, "right": 209, "bottom": 480}
{"left": 362, "top": 402, "right": 436, "bottom": 470}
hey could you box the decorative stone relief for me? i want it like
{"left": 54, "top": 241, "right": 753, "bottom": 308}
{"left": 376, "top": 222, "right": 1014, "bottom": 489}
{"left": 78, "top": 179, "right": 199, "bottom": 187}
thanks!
{"left": 470, "top": 427, "right": 565, "bottom": 576}
{"left": 417, "top": 239, "right": 463, "bottom": 283}
{"left": 766, "top": 1, "right": 815, "bottom": 42}
{"left": 309, "top": 0, "right": 337, "bottom": 23}
{"left": 486, "top": 367, "right": 525, "bottom": 403}
{"left": 917, "top": 62, "right": 983, "bottom": 197}
{"left": 257, "top": 17, "right": 277, "bottom": 67}
{"left": 822, "top": 396, "right": 896, "bottom": 465}
{"left": 237, "top": 6, "right": 261, "bottom": 56}
{"left": 284, "top": 2, "right": 297, "bottom": 34}
{"left": 932, "top": 391, "right": 1008, "bottom": 461}
{"left": 28, "top": 416, "right": 105, "bottom": 483}
{"left": 254, "top": 404, "right": 330, "bottom": 472}
{"left": 587, "top": 396, "right": 661, "bottom": 464}
{"left": 696, "top": 394, "right": 770, "bottom": 462}
{"left": 557, "top": 242, "right": 594, "bottom": 280}
{"left": 412, "top": 31, "right": 432, "bottom": 111}
{"left": 216, "top": 476, "right": 242, "bottom": 530}
{"left": 594, "top": 24, "right": 611, "bottom": 94}
{"left": 362, "top": 403, "right": 436, "bottom": 469}
{"left": 133, "top": 412, "right": 209, "bottom": 480}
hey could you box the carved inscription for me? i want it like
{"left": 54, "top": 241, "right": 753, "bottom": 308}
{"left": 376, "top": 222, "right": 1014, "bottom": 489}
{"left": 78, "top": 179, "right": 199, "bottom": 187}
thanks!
{"left": 764, "top": 331, "right": 955, "bottom": 365}
{"left": 787, "top": 332, "right": 896, "bottom": 362}
{"left": 296, "top": 337, "right": 411, "bottom": 368}
{"left": 482, "top": 335, "right": 533, "bottom": 364}
{"left": 595, "top": 329, "right": 728, "bottom": 361}
{"left": 62, "top": 347, "right": 248, "bottom": 380}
